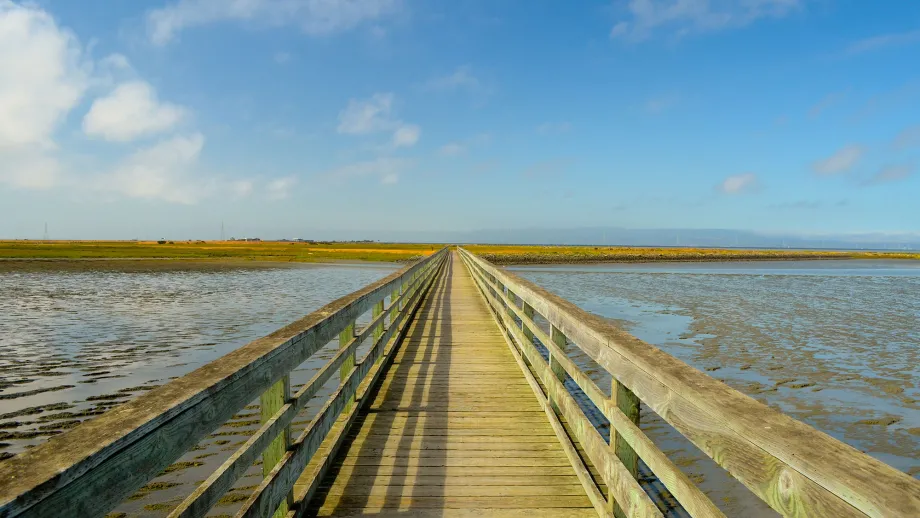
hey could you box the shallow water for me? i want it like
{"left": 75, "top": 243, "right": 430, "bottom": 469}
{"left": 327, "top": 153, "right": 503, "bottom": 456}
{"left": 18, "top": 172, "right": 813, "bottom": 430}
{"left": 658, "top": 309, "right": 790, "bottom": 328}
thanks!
{"left": 0, "top": 263, "right": 397, "bottom": 456}
{"left": 513, "top": 259, "right": 920, "bottom": 516}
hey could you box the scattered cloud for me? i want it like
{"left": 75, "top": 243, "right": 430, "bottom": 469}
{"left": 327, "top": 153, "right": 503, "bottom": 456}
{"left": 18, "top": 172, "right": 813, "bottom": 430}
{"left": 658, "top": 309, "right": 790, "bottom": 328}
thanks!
{"left": 100, "top": 133, "right": 207, "bottom": 204}
{"left": 812, "top": 144, "right": 865, "bottom": 175}
{"left": 716, "top": 172, "right": 759, "bottom": 194}
{"left": 337, "top": 93, "right": 395, "bottom": 134}
{"left": 610, "top": 0, "right": 800, "bottom": 41}
{"left": 892, "top": 125, "right": 920, "bottom": 150}
{"left": 147, "top": 0, "right": 402, "bottom": 45}
{"left": 322, "top": 157, "right": 414, "bottom": 184}
{"left": 230, "top": 179, "right": 254, "bottom": 198}
{"left": 864, "top": 164, "right": 915, "bottom": 186}
{"left": 645, "top": 94, "right": 678, "bottom": 114}
{"left": 273, "top": 51, "right": 291, "bottom": 64}
{"left": 266, "top": 175, "right": 297, "bottom": 199}
{"left": 808, "top": 91, "right": 847, "bottom": 118}
{"left": 439, "top": 143, "right": 465, "bottom": 156}
{"left": 845, "top": 29, "right": 920, "bottom": 55}
{"left": 422, "top": 65, "right": 482, "bottom": 92}
{"left": 337, "top": 93, "right": 419, "bottom": 147}
{"left": 83, "top": 81, "right": 187, "bottom": 142}
{"left": 0, "top": 149, "right": 61, "bottom": 189}
{"left": 392, "top": 124, "right": 420, "bottom": 147}
{"left": 536, "top": 122, "right": 572, "bottom": 134}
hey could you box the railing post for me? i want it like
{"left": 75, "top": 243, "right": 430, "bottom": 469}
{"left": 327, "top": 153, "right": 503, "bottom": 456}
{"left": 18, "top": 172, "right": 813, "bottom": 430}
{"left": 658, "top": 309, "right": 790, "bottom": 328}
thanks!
{"left": 549, "top": 325, "right": 567, "bottom": 414}
{"left": 339, "top": 322, "right": 356, "bottom": 413}
{"left": 609, "top": 379, "right": 641, "bottom": 517}
{"left": 260, "top": 375, "right": 292, "bottom": 517}
{"left": 373, "top": 300, "right": 385, "bottom": 363}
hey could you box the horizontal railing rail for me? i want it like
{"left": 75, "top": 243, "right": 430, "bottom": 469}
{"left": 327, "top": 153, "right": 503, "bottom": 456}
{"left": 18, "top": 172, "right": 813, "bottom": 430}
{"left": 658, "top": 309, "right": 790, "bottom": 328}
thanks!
{"left": 458, "top": 247, "right": 920, "bottom": 518}
{"left": 0, "top": 248, "right": 448, "bottom": 518}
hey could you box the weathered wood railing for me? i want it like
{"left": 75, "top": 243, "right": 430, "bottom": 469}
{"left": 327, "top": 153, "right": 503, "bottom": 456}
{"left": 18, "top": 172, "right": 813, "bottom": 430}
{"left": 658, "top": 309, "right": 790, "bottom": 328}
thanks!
{"left": 0, "top": 248, "right": 448, "bottom": 518}
{"left": 457, "top": 247, "right": 920, "bottom": 518}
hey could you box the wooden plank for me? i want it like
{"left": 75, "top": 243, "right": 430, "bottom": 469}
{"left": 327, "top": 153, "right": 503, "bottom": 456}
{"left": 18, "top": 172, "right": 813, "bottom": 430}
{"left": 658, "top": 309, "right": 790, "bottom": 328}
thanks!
{"left": 314, "top": 509, "right": 597, "bottom": 518}
{"left": 319, "top": 485, "right": 589, "bottom": 497}
{"left": 261, "top": 377, "right": 292, "bottom": 518}
{"left": 320, "top": 475, "right": 582, "bottom": 487}
{"left": 313, "top": 495, "right": 595, "bottom": 510}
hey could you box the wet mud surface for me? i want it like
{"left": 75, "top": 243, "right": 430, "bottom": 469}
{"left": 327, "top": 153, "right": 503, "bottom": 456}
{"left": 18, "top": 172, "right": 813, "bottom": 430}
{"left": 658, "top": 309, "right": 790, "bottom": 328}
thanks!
{"left": 516, "top": 260, "right": 920, "bottom": 517}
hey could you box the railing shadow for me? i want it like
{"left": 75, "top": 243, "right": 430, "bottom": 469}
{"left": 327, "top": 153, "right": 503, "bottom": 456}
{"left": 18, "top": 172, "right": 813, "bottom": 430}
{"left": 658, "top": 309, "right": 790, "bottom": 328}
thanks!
{"left": 311, "top": 253, "right": 453, "bottom": 514}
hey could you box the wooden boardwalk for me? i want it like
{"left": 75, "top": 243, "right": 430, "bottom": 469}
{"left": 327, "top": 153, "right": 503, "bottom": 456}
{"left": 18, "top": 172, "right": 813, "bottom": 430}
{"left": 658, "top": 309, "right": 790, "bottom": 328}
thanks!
{"left": 305, "top": 253, "right": 595, "bottom": 516}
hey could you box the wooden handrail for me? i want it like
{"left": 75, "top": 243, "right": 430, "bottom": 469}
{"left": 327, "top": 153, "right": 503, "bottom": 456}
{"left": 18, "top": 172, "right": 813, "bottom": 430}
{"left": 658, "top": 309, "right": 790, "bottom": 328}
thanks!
{"left": 0, "top": 248, "right": 448, "bottom": 518}
{"left": 458, "top": 247, "right": 920, "bottom": 518}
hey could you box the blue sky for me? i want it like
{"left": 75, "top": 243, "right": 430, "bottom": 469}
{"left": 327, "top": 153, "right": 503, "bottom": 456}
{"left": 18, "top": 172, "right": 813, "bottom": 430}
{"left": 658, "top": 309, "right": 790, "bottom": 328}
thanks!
{"left": 0, "top": 0, "right": 918, "bottom": 241}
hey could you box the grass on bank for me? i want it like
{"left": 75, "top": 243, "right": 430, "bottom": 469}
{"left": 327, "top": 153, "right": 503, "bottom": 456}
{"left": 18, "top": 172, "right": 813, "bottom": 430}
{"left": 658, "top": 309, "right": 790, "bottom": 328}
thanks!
{"left": 463, "top": 244, "right": 920, "bottom": 264}
{"left": 0, "top": 241, "right": 439, "bottom": 263}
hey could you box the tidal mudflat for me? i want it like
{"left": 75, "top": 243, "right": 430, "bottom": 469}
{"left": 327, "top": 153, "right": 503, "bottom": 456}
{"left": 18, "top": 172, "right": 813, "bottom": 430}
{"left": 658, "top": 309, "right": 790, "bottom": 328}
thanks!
{"left": 515, "top": 259, "right": 920, "bottom": 516}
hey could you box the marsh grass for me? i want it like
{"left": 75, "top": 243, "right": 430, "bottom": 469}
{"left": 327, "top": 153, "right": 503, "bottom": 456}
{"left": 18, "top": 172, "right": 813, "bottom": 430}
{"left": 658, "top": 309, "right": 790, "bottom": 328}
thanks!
{"left": 464, "top": 244, "right": 920, "bottom": 264}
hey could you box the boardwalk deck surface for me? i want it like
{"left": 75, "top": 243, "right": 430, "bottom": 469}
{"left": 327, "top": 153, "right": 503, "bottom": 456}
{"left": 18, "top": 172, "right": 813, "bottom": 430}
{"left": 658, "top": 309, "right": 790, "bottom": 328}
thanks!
{"left": 304, "top": 252, "right": 594, "bottom": 517}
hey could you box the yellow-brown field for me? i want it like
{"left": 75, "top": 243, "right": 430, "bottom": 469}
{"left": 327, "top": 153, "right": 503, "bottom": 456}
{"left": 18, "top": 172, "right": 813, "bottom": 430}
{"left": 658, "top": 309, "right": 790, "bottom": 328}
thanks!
{"left": 0, "top": 240, "right": 439, "bottom": 265}
{"left": 463, "top": 244, "right": 920, "bottom": 264}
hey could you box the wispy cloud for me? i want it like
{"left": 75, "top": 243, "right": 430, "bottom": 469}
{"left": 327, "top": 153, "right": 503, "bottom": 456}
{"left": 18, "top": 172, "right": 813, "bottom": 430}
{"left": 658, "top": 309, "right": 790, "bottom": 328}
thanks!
{"left": 422, "top": 66, "right": 481, "bottom": 92}
{"left": 716, "top": 173, "right": 759, "bottom": 194}
{"left": 808, "top": 91, "right": 847, "bottom": 118}
{"left": 892, "top": 125, "right": 920, "bottom": 150}
{"left": 864, "top": 164, "right": 915, "bottom": 186}
{"left": 645, "top": 94, "right": 679, "bottom": 114}
{"left": 337, "top": 93, "right": 420, "bottom": 148}
{"left": 610, "top": 0, "right": 800, "bottom": 41}
{"left": 147, "top": 0, "right": 402, "bottom": 45}
{"left": 521, "top": 158, "right": 574, "bottom": 179}
{"left": 845, "top": 29, "right": 920, "bottom": 55}
{"left": 266, "top": 175, "right": 297, "bottom": 199}
{"left": 812, "top": 145, "right": 865, "bottom": 175}
{"left": 273, "top": 51, "right": 292, "bottom": 64}
{"left": 439, "top": 143, "right": 465, "bottom": 156}
{"left": 322, "top": 157, "right": 414, "bottom": 185}
{"left": 536, "top": 122, "right": 572, "bottom": 134}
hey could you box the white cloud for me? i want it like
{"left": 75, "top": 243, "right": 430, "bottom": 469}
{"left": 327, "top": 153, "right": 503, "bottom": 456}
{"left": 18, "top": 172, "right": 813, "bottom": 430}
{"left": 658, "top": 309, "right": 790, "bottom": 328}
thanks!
{"left": 846, "top": 30, "right": 920, "bottom": 55}
{"left": 99, "top": 53, "right": 131, "bottom": 71}
{"left": 147, "top": 0, "right": 402, "bottom": 45}
{"left": 83, "top": 81, "right": 186, "bottom": 142}
{"left": 230, "top": 179, "right": 254, "bottom": 197}
{"left": 610, "top": 0, "right": 800, "bottom": 41}
{"left": 717, "top": 172, "right": 758, "bottom": 194}
{"left": 812, "top": 145, "right": 865, "bottom": 175}
{"left": 337, "top": 93, "right": 396, "bottom": 134}
{"left": 101, "top": 133, "right": 207, "bottom": 204}
{"left": 439, "top": 143, "right": 465, "bottom": 156}
{"left": 422, "top": 66, "right": 481, "bottom": 92}
{"left": 266, "top": 175, "right": 297, "bottom": 199}
{"left": 337, "top": 92, "right": 419, "bottom": 147}
{"left": 323, "top": 157, "right": 413, "bottom": 184}
{"left": 0, "top": 0, "right": 89, "bottom": 148}
{"left": 392, "top": 124, "right": 420, "bottom": 147}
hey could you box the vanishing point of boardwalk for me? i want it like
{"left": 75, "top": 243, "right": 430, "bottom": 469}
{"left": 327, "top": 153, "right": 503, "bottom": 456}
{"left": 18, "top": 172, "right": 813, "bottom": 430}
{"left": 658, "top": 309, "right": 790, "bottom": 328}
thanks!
{"left": 0, "top": 249, "right": 917, "bottom": 517}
